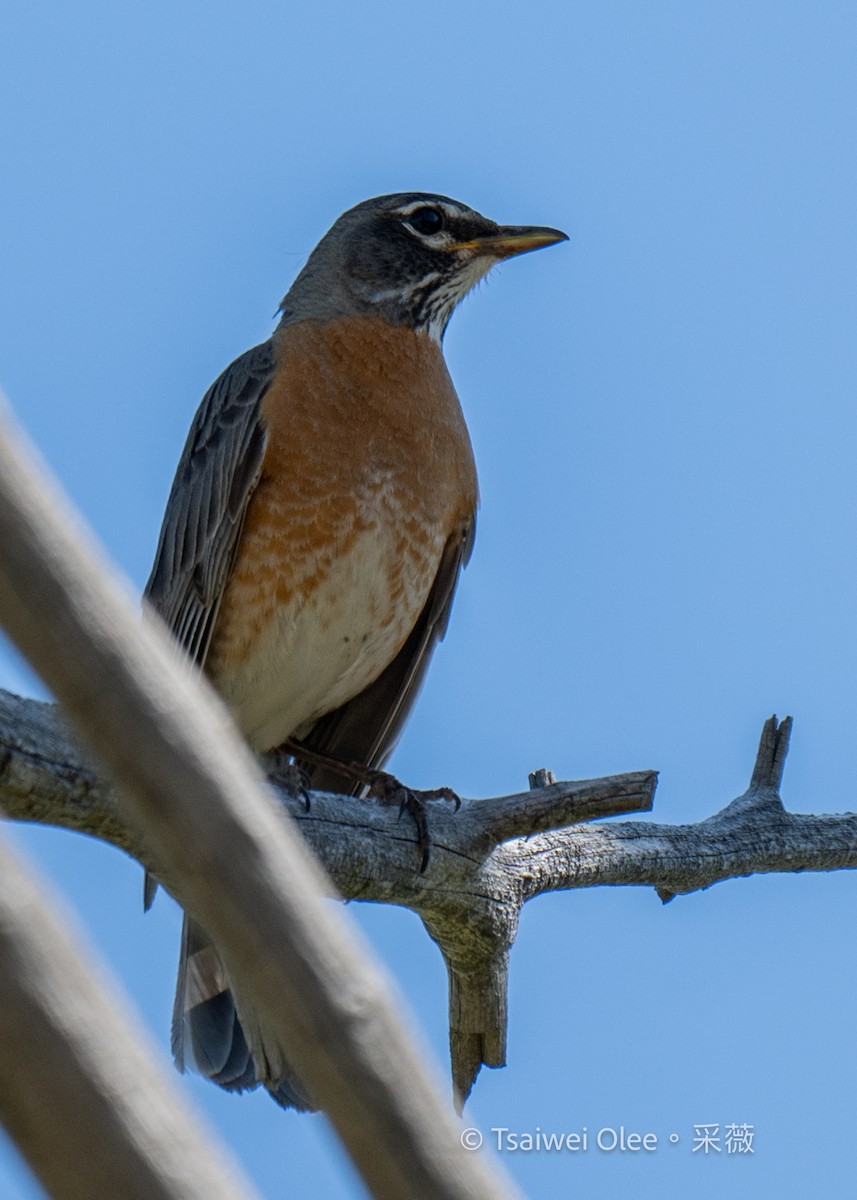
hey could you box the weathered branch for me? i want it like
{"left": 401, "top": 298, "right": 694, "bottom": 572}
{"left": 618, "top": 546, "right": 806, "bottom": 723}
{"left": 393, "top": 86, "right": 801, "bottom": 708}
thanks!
{"left": 513, "top": 716, "right": 857, "bottom": 904}
{"left": 2, "top": 690, "right": 855, "bottom": 1103}
{"left": 0, "top": 408, "right": 519, "bottom": 1200}
{"left": 0, "top": 833, "right": 258, "bottom": 1200}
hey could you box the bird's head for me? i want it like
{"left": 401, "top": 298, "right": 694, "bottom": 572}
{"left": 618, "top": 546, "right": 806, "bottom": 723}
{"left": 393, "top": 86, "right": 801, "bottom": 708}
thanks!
{"left": 279, "top": 193, "right": 567, "bottom": 342}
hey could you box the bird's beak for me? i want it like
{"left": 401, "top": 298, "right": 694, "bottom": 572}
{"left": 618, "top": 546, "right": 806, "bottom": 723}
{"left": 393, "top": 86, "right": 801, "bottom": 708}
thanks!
{"left": 449, "top": 225, "right": 569, "bottom": 260}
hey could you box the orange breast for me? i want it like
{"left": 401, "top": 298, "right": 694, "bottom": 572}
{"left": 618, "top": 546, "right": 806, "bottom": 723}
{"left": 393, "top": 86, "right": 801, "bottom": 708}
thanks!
{"left": 206, "top": 316, "right": 477, "bottom": 749}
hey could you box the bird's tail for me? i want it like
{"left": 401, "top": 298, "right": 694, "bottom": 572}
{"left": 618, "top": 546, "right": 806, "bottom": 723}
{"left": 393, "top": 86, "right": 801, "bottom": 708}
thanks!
{"left": 172, "top": 914, "right": 313, "bottom": 1110}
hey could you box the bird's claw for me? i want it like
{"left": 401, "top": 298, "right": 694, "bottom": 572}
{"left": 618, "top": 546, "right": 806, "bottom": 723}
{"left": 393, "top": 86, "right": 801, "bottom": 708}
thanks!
{"left": 364, "top": 771, "right": 460, "bottom": 872}
{"left": 265, "top": 752, "right": 312, "bottom": 811}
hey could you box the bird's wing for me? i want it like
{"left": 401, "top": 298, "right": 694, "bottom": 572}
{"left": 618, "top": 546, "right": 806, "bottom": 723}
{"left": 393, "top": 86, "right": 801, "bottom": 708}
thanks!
{"left": 144, "top": 341, "right": 274, "bottom": 666}
{"left": 297, "top": 514, "right": 476, "bottom": 793}
{"left": 143, "top": 340, "right": 273, "bottom": 910}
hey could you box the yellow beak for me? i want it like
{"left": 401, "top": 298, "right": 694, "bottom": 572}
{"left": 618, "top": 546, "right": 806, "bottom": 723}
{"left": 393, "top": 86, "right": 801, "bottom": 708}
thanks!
{"left": 450, "top": 225, "right": 569, "bottom": 259}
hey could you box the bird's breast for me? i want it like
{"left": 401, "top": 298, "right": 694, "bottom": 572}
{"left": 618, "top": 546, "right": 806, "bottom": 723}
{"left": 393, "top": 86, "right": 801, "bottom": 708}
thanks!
{"left": 206, "top": 316, "right": 477, "bottom": 751}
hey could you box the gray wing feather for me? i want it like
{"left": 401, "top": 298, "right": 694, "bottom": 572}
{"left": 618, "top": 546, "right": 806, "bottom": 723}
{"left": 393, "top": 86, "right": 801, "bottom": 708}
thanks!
{"left": 142, "top": 340, "right": 274, "bottom": 910}
{"left": 144, "top": 340, "right": 274, "bottom": 666}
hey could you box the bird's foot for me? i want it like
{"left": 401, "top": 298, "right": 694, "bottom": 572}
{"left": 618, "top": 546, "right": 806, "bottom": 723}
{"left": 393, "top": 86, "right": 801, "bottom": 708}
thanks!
{"left": 264, "top": 750, "right": 311, "bottom": 811}
{"left": 361, "top": 769, "right": 460, "bottom": 873}
{"left": 280, "top": 737, "right": 459, "bottom": 871}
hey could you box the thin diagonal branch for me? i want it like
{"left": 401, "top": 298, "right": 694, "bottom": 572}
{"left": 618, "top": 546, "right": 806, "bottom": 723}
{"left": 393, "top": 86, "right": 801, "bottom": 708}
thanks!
{"left": 0, "top": 834, "right": 258, "bottom": 1200}
{"left": 0, "top": 406, "right": 520, "bottom": 1200}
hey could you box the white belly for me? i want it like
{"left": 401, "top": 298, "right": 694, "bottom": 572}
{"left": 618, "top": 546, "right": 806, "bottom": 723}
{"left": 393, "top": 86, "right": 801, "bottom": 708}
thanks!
{"left": 213, "top": 524, "right": 437, "bottom": 751}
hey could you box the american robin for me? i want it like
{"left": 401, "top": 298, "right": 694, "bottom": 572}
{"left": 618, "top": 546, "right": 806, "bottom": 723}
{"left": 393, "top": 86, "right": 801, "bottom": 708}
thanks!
{"left": 144, "top": 192, "right": 567, "bottom": 1107}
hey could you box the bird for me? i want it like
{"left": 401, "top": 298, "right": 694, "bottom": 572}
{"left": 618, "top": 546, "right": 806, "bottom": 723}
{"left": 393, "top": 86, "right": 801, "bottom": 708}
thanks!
{"left": 144, "top": 192, "right": 567, "bottom": 1107}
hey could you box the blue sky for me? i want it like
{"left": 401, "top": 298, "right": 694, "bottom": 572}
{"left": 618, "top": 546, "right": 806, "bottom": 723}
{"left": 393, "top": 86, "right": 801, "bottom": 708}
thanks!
{"left": 2, "top": 1, "right": 857, "bottom": 1196}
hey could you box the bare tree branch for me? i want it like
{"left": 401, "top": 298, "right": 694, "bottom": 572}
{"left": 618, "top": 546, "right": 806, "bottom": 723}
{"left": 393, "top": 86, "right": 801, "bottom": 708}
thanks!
{"left": 0, "top": 833, "right": 259, "bottom": 1200}
{"left": 2, "top": 689, "right": 854, "bottom": 1103}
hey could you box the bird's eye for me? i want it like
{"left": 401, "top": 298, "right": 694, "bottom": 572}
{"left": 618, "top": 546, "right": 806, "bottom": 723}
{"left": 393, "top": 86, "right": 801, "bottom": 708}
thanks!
{"left": 405, "top": 207, "right": 445, "bottom": 236}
